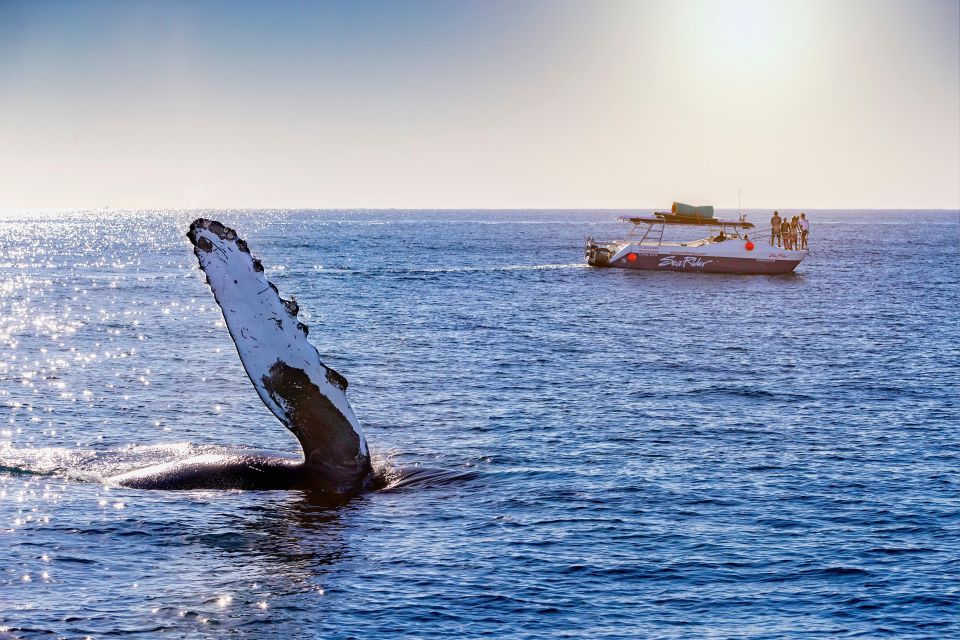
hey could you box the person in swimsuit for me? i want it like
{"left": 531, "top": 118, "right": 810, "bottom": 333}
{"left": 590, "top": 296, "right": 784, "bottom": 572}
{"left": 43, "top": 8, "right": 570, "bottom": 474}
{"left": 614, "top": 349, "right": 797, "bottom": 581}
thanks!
{"left": 799, "top": 213, "right": 809, "bottom": 249}
{"left": 790, "top": 216, "right": 800, "bottom": 250}
{"left": 770, "top": 211, "right": 781, "bottom": 246}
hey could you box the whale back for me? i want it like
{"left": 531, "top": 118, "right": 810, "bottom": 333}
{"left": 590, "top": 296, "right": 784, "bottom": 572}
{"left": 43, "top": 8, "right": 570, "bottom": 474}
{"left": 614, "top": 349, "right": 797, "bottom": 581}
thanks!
{"left": 186, "top": 219, "right": 370, "bottom": 492}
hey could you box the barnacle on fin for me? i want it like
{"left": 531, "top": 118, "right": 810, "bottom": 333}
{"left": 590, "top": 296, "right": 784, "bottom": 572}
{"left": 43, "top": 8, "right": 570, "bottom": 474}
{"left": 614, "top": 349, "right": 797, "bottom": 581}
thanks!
{"left": 189, "top": 218, "right": 237, "bottom": 242}
{"left": 326, "top": 368, "right": 348, "bottom": 391}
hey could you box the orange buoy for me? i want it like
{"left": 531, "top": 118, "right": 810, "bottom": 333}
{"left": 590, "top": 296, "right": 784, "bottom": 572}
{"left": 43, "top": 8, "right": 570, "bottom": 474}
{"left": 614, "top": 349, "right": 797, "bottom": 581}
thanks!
{"left": 626, "top": 252, "right": 638, "bottom": 263}
{"left": 745, "top": 241, "right": 755, "bottom": 251}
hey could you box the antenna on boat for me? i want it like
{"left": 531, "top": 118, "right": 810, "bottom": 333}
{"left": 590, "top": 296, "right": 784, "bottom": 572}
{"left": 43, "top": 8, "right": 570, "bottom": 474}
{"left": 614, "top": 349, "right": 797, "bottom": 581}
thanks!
{"left": 738, "top": 188, "right": 745, "bottom": 222}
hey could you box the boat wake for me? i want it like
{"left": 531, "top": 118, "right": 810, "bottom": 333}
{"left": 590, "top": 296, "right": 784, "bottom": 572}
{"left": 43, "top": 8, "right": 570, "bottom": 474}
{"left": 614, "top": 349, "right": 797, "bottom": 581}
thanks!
{"left": 416, "top": 263, "right": 587, "bottom": 274}
{"left": 316, "top": 263, "right": 588, "bottom": 275}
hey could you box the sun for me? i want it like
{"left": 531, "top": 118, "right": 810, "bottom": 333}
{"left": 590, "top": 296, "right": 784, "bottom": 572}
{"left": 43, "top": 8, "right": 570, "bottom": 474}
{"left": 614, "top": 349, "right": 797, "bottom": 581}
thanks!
{"left": 667, "top": 0, "right": 808, "bottom": 79}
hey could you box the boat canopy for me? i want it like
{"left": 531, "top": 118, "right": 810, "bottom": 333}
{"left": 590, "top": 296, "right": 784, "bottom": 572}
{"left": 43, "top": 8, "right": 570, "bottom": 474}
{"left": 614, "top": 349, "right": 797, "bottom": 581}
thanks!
{"left": 619, "top": 214, "right": 756, "bottom": 229}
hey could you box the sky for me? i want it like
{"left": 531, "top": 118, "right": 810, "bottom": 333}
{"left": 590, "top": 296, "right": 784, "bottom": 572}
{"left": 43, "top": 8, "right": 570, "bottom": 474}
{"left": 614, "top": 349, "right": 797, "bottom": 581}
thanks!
{"left": 0, "top": 0, "right": 958, "bottom": 210}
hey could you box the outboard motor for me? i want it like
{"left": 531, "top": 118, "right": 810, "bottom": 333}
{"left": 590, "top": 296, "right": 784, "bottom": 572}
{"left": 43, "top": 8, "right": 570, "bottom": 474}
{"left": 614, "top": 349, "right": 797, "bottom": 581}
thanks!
{"left": 585, "top": 240, "right": 612, "bottom": 267}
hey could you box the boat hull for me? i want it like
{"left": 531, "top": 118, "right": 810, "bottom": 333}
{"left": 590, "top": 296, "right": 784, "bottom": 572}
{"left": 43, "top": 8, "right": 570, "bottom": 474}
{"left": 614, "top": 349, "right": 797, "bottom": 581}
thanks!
{"left": 608, "top": 252, "right": 803, "bottom": 274}
{"left": 586, "top": 241, "right": 808, "bottom": 275}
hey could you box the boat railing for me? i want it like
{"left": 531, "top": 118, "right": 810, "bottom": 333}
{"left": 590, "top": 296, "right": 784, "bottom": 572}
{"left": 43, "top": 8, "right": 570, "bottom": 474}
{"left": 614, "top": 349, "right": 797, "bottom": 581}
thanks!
{"left": 593, "top": 218, "right": 810, "bottom": 251}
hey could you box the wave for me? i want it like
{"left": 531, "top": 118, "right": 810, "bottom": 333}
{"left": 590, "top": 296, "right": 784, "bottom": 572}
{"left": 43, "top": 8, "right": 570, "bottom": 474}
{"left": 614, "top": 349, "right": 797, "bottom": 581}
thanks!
{"left": 0, "top": 464, "right": 52, "bottom": 477}
{"left": 680, "top": 386, "right": 815, "bottom": 401}
{"left": 0, "top": 443, "right": 236, "bottom": 483}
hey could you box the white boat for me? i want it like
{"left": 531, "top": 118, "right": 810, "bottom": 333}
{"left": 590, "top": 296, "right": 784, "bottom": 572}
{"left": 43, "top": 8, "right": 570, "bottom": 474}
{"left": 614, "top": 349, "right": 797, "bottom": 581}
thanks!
{"left": 585, "top": 212, "right": 808, "bottom": 275}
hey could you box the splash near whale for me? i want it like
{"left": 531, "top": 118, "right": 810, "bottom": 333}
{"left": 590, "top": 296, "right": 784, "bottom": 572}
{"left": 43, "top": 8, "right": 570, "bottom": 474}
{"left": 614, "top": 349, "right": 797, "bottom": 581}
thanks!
{"left": 108, "top": 219, "right": 373, "bottom": 494}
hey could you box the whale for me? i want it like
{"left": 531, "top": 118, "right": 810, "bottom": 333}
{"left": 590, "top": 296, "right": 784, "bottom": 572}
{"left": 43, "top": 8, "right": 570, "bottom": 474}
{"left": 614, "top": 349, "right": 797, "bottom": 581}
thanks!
{"left": 107, "top": 219, "right": 376, "bottom": 495}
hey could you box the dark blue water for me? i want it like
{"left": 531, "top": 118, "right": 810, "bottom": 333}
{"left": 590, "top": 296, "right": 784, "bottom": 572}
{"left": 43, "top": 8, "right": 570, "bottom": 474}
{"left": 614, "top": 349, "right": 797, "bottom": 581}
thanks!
{"left": 1, "top": 209, "right": 958, "bottom": 638}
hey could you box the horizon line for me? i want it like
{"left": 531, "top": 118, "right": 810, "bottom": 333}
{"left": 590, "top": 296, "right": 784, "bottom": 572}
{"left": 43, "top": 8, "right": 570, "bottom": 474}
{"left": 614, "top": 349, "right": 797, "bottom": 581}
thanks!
{"left": 2, "top": 206, "right": 959, "bottom": 214}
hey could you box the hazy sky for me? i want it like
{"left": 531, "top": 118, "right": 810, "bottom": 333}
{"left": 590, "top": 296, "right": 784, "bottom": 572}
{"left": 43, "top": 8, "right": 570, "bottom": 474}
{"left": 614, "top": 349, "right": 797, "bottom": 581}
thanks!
{"left": 1, "top": 0, "right": 958, "bottom": 209}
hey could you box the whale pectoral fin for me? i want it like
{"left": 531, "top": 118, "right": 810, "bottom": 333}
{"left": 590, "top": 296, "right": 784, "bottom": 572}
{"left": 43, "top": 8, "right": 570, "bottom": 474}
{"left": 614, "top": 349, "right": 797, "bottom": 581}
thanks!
{"left": 186, "top": 219, "right": 370, "bottom": 488}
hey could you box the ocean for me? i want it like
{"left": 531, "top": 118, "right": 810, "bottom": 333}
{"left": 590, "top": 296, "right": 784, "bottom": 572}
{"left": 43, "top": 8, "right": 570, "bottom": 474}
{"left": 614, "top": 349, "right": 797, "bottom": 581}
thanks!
{"left": 1, "top": 209, "right": 958, "bottom": 638}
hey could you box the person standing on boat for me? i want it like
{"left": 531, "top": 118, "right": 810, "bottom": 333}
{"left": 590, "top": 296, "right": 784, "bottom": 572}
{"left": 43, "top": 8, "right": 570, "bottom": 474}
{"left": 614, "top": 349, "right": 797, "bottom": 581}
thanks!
{"left": 790, "top": 216, "right": 800, "bottom": 250}
{"left": 799, "top": 213, "right": 809, "bottom": 250}
{"left": 770, "top": 211, "right": 782, "bottom": 246}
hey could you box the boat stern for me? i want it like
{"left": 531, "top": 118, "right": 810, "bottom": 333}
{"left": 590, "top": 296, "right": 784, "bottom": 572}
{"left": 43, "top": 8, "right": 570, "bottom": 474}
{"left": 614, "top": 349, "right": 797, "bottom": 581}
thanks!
{"left": 585, "top": 238, "right": 615, "bottom": 267}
